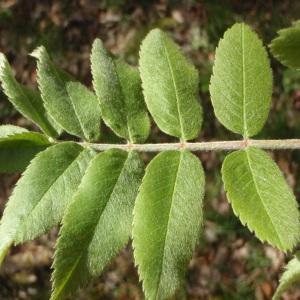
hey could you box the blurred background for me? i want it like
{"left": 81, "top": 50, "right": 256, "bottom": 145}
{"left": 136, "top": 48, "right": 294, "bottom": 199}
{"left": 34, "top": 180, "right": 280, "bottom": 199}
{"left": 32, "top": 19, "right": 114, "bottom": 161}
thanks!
{"left": 1, "top": 0, "right": 300, "bottom": 299}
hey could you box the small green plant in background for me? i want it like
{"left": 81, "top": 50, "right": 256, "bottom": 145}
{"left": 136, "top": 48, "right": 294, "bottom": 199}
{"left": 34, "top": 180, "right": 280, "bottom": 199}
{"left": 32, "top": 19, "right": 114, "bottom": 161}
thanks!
{"left": 0, "top": 19, "right": 300, "bottom": 300}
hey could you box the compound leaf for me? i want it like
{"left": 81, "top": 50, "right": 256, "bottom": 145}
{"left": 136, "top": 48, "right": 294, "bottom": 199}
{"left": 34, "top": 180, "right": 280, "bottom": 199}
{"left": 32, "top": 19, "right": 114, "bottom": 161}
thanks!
{"left": 66, "top": 82, "right": 101, "bottom": 142}
{"left": 0, "top": 128, "right": 51, "bottom": 173}
{"left": 222, "top": 147, "right": 300, "bottom": 252}
{"left": 32, "top": 46, "right": 97, "bottom": 141}
{"left": 133, "top": 150, "right": 205, "bottom": 300}
{"left": 51, "top": 149, "right": 144, "bottom": 300}
{"left": 270, "top": 20, "right": 300, "bottom": 70}
{"left": 139, "top": 29, "right": 202, "bottom": 141}
{"left": 91, "top": 39, "right": 150, "bottom": 143}
{"left": 0, "top": 53, "right": 60, "bottom": 138}
{"left": 210, "top": 23, "right": 273, "bottom": 137}
{"left": 273, "top": 252, "right": 300, "bottom": 300}
{"left": 0, "top": 142, "right": 95, "bottom": 266}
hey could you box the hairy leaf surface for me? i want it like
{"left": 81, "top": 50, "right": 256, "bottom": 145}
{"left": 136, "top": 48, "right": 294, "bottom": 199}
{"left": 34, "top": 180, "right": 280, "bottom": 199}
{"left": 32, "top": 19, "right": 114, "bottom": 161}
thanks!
{"left": 91, "top": 39, "right": 150, "bottom": 143}
{"left": 273, "top": 252, "right": 300, "bottom": 300}
{"left": 0, "top": 142, "right": 94, "bottom": 265}
{"left": 222, "top": 147, "right": 300, "bottom": 251}
{"left": 0, "top": 129, "right": 51, "bottom": 173}
{"left": 0, "top": 53, "right": 60, "bottom": 137}
{"left": 139, "top": 29, "right": 202, "bottom": 141}
{"left": 32, "top": 47, "right": 96, "bottom": 140}
{"left": 51, "top": 149, "right": 144, "bottom": 300}
{"left": 133, "top": 150, "right": 205, "bottom": 300}
{"left": 0, "top": 124, "right": 28, "bottom": 137}
{"left": 210, "top": 23, "right": 273, "bottom": 137}
{"left": 66, "top": 82, "right": 101, "bottom": 142}
{"left": 270, "top": 21, "right": 300, "bottom": 70}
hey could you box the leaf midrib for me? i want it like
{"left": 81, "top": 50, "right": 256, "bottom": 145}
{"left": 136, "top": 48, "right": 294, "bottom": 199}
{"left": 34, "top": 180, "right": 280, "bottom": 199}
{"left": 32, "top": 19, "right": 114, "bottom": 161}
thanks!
{"left": 113, "top": 60, "right": 134, "bottom": 143}
{"left": 162, "top": 37, "right": 185, "bottom": 141}
{"left": 38, "top": 50, "right": 84, "bottom": 138}
{"left": 48, "top": 64, "right": 85, "bottom": 138}
{"left": 51, "top": 255, "right": 82, "bottom": 300}
{"left": 68, "top": 90, "right": 89, "bottom": 141}
{"left": 245, "top": 148, "right": 284, "bottom": 249}
{"left": 155, "top": 151, "right": 182, "bottom": 299}
{"left": 15, "top": 145, "right": 85, "bottom": 241}
{"left": 52, "top": 151, "right": 129, "bottom": 299}
{"left": 241, "top": 23, "right": 248, "bottom": 138}
{"left": 2, "top": 62, "right": 54, "bottom": 135}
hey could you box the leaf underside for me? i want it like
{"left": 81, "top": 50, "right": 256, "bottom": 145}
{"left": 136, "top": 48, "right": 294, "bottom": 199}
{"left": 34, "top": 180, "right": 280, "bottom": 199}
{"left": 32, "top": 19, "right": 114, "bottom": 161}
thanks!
{"left": 0, "top": 142, "right": 94, "bottom": 266}
{"left": 91, "top": 39, "right": 150, "bottom": 143}
{"left": 222, "top": 147, "right": 300, "bottom": 252}
{"left": 139, "top": 29, "right": 202, "bottom": 141}
{"left": 270, "top": 20, "right": 300, "bottom": 70}
{"left": 210, "top": 23, "right": 273, "bottom": 137}
{"left": 133, "top": 150, "right": 205, "bottom": 300}
{"left": 51, "top": 149, "right": 144, "bottom": 300}
{"left": 0, "top": 53, "right": 60, "bottom": 138}
{"left": 273, "top": 252, "right": 300, "bottom": 300}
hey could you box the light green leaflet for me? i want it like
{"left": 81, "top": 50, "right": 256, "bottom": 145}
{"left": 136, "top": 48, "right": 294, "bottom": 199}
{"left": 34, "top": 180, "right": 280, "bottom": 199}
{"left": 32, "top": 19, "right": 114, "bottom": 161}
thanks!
{"left": 0, "top": 142, "right": 95, "bottom": 266}
{"left": 51, "top": 149, "right": 144, "bottom": 300}
{"left": 0, "top": 124, "right": 28, "bottom": 137}
{"left": 91, "top": 39, "right": 150, "bottom": 143}
{"left": 0, "top": 127, "right": 51, "bottom": 173}
{"left": 0, "top": 53, "right": 60, "bottom": 138}
{"left": 133, "top": 150, "right": 205, "bottom": 300}
{"left": 270, "top": 20, "right": 300, "bottom": 70}
{"left": 273, "top": 252, "right": 300, "bottom": 300}
{"left": 66, "top": 82, "right": 101, "bottom": 142}
{"left": 210, "top": 23, "right": 273, "bottom": 137}
{"left": 222, "top": 147, "right": 300, "bottom": 252}
{"left": 32, "top": 47, "right": 101, "bottom": 141}
{"left": 139, "top": 29, "right": 202, "bottom": 141}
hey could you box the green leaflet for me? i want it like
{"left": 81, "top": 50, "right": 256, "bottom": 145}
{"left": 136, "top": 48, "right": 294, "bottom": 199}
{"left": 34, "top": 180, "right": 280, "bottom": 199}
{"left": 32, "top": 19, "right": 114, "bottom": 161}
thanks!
{"left": 270, "top": 20, "right": 300, "bottom": 70}
{"left": 222, "top": 147, "right": 300, "bottom": 252}
{"left": 0, "top": 53, "right": 60, "bottom": 138}
{"left": 273, "top": 252, "right": 300, "bottom": 300}
{"left": 0, "top": 129, "right": 51, "bottom": 173}
{"left": 32, "top": 46, "right": 98, "bottom": 141}
{"left": 133, "top": 150, "right": 205, "bottom": 300}
{"left": 66, "top": 82, "right": 101, "bottom": 142}
{"left": 51, "top": 149, "right": 144, "bottom": 300}
{"left": 0, "top": 124, "right": 28, "bottom": 137}
{"left": 210, "top": 23, "right": 273, "bottom": 137}
{"left": 115, "top": 59, "right": 150, "bottom": 143}
{"left": 139, "top": 29, "right": 202, "bottom": 141}
{"left": 0, "top": 142, "right": 95, "bottom": 266}
{"left": 91, "top": 39, "right": 150, "bottom": 143}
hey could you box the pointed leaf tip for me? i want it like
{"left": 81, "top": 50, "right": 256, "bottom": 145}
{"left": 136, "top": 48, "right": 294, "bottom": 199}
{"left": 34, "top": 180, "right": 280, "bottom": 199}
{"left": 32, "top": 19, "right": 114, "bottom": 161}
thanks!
{"left": 0, "top": 52, "right": 60, "bottom": 137}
